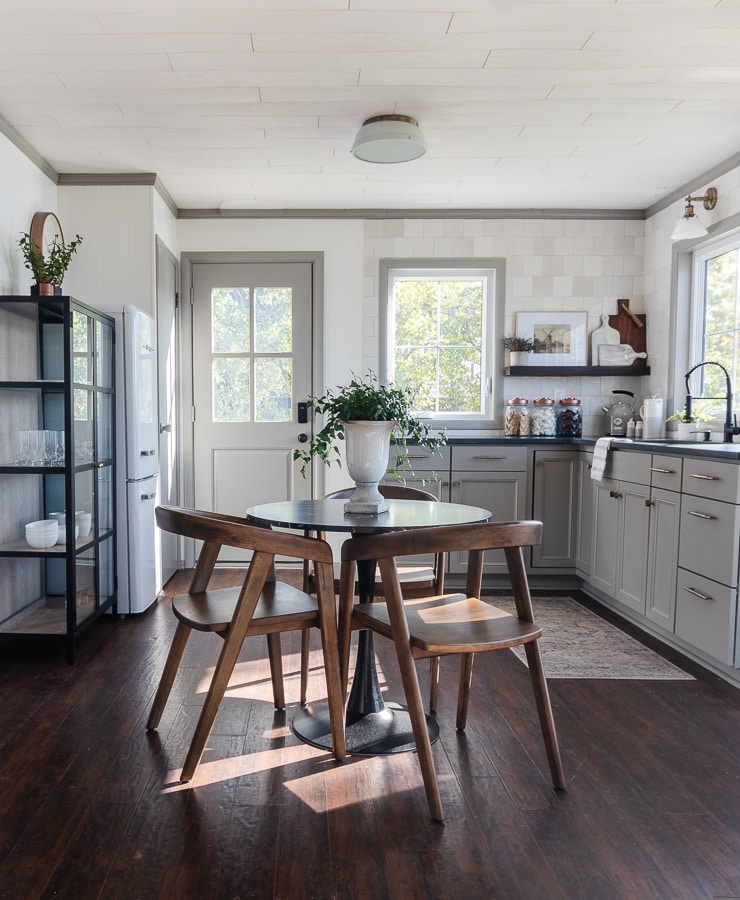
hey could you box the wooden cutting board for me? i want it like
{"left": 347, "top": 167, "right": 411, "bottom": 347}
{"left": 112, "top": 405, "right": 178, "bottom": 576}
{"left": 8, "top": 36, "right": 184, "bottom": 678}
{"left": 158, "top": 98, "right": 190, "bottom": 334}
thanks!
{"left": 608, "top": 299, "right": 647, "bottom": 368}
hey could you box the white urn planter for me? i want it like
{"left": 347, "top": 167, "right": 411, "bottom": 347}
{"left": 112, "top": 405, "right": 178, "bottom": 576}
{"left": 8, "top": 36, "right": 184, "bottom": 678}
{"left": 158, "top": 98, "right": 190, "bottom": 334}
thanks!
{"left": 343, "top": 420, "right": 394, "bottom": 514}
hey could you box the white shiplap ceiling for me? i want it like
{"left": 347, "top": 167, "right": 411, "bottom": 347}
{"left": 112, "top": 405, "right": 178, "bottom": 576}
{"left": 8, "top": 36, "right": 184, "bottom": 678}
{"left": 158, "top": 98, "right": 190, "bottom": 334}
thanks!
{"left": 2, "top": 0, "right": 740, "bottom": 213}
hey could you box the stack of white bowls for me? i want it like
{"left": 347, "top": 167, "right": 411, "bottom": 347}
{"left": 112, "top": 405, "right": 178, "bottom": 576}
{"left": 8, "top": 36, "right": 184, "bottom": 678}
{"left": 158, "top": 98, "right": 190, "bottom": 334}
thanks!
{"left": 25, "top": 519, "right": 58, "bottom": 548}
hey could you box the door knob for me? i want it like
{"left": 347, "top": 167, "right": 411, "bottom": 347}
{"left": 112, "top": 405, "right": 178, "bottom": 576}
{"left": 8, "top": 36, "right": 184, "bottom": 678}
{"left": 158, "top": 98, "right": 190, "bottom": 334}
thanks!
{"left": 298, "top": 433, "right": 308, "bottom": 443}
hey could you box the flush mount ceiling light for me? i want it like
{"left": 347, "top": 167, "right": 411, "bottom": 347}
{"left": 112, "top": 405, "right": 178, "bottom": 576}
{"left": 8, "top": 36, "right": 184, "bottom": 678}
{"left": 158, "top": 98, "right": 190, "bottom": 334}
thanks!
{"left": 351, "top": 114, "right": 427, "bottom": 164}
{"left": 671, "top": 187, "right": 718, "bottom": 241}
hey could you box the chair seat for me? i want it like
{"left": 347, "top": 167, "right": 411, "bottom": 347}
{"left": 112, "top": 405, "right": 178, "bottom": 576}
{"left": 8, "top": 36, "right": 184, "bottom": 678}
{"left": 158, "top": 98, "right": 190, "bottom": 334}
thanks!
{"left": 173, "top": 581, "right": 320, "bottom": 635}
{"left": 352, "top": 593, "right": 542, "bottom": 654}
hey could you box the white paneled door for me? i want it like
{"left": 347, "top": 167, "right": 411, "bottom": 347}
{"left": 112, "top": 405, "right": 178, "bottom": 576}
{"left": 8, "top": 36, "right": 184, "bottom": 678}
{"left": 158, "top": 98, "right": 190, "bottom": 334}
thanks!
{"left": 192, "top": 262, "right": 313, "bottom": 559}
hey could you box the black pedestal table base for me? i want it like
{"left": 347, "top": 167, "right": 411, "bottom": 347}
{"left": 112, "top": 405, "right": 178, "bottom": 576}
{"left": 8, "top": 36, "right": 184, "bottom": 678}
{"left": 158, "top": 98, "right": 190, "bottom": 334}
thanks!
{"left": 292, "top": 701, "right": 439, "bottom": 756}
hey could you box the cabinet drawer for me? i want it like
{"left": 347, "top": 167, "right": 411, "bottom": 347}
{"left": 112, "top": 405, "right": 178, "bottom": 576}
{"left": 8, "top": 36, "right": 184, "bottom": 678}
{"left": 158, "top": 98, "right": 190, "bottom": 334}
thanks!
{"left": 682, "top": 458, "right": 740, "bottom": 503}
{"left": 606, "top": 451, "right": 651, "bottom": 485}
{"left": 678, "top": 496, "right": 740, "bottom": 587}
{"left": 390, "top": 444, "right": 450, "bottom": 472}
{"left": 451, "top": 445, "right": 527, "bottom": 471}
{"left": 649, "top": 454, "right": 682, "bottom": 491}
{"left": 675, "top": 568, "right": 737, "bottom": 665}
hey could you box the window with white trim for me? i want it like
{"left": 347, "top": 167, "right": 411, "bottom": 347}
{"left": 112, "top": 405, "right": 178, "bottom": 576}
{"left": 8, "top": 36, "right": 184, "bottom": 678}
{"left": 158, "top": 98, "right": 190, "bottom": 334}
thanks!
{"left": 380, "top": 259, "right": 504, "bottom": 425}
{"left": 690, "top": 233, "right": 740, "bottom": 421}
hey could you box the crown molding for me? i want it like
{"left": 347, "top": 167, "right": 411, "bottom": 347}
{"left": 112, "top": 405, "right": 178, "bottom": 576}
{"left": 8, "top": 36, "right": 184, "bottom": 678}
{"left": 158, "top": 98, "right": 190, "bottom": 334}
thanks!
{"left": 179, "top": 206, "right": 645, "bottom": 220}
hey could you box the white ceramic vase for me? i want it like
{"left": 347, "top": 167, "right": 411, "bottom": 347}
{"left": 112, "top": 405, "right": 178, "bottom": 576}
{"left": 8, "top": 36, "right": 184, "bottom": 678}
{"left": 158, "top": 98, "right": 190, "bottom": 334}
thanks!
{"left": 343, "top": 420, "right": 394, "bottom": 514}
{"left": 509, "top": 351, "right": 529, "bottom": 367}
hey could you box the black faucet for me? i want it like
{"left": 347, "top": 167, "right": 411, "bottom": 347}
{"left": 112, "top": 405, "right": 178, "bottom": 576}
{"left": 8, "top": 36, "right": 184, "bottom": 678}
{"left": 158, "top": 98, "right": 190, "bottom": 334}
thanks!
{"left": 684, "top": 360, "right": 740, "bottom": 443}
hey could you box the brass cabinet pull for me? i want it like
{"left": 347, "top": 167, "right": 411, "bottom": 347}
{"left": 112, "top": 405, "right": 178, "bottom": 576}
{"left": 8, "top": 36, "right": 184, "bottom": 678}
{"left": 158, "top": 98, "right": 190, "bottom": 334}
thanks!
{"left": 452, "top": 480, "right": 460, "bottom": 487}
{"left": 688, "top": 473, "right": 720, "bottom": 481}
{"left": 649, "top": 467, "right": 674, "bottom": 474}
{"left": 683, "top": 586, "right": 713, "bottom": 602}
{"left": 472, "top": 455, "right": 507, "bottom": 460}
{"left": 687, "top": 510, "right": 717, "bottom": 520}
{"left": 609, "top": 490, "right": 623, "bottom": 499}
{"left": 645, "top": 499, "right": 654, "bottom": 507}
{"left": 587, "top": 463, "right": 592, "bottom": 470}
{"left": 441, "top": 481, "right": 449, "bottom": 487}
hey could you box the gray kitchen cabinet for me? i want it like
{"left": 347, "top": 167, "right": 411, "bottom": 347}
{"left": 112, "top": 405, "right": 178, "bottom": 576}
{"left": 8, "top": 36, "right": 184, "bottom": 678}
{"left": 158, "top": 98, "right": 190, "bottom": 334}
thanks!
{"left": 675, "top": 457, "right": 740, "bottom": 666}
{"left": 575, "top": 451, "right": 594, "bottom": 575}
{"left": 645, "top": 485, "right": 681, "bottom": 631}
{"left": 531, "top": 449, "right": 579, "bottom": 569}
{"left": 590, "top": 475, "right": 650, "bottom": 612}
{"left": 448, "top": 445, "right": 527, "bottom": 575}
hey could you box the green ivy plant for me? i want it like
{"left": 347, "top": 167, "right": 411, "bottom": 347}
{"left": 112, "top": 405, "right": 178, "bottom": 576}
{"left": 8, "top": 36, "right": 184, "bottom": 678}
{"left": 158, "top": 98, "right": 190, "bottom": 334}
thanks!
{"left": 18, "top": 232, "right": 83, "bottom": 287}
{"left": 293, "top": 372, "right": 447, "bottom": 481}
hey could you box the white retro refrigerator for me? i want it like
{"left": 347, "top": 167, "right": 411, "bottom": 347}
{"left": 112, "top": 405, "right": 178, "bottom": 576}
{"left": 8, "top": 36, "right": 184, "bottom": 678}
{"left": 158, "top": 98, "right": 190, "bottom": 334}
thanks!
{"left": 116, "top": 305, "right": 159, "bottom": 614}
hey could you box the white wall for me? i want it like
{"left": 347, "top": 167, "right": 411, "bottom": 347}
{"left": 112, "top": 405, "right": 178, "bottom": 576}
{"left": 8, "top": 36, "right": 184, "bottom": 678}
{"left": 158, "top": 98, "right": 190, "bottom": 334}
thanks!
{"left": 177, "top": 217, "right": 364, "bottom": 394}
{"left": 0, "top": 133, "right": 57, "bottom": 295}
{"left": 644, "top": 166, "right": 740, "bottom": 417}
{"left": 363, "top": 216, "right": 645, "bottom": 436}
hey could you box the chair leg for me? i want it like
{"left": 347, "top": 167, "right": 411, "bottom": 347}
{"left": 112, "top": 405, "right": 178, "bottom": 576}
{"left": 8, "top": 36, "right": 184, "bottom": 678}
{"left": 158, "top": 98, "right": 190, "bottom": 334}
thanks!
{"left": 299, "top": 627, "right": 311, "bottom": 705}
{"left": 523, "top": 640, "right": 566, "bottom": 790}
{"left": 455, "top": 653, "right": 475, "bottom": 732}
{"left": 266, "top": 632, "right": 285, "bottom": 711}
{"left": 429, "top": 656, "right": 440, "bottom": 713}
{"left": 146, "top": 621, "right": 191, "bottom": 730}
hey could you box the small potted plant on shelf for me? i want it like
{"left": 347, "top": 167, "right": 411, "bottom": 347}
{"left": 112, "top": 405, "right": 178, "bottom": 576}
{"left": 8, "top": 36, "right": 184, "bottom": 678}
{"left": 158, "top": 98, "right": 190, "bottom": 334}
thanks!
{"left": 18, "top": 231, "right": 83, "bottom": 296}
{"left": 502, "top": 335, "right": 535, "bottom": 367}
{"left": 293, "top": 372, "right": 446, "bottom": 514}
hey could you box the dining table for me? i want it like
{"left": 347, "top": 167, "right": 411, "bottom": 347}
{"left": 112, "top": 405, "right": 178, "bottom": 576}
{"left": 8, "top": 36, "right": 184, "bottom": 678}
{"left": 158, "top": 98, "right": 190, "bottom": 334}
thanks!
{"left": 246, "top": 497, "right": 492, "bottom": 755}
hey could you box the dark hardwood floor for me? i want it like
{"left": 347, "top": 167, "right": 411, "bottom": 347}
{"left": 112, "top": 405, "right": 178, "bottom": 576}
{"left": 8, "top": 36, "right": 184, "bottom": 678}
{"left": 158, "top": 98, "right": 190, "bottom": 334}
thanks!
{"left": 0, "top": 570, "right": 739, "bottom": 900}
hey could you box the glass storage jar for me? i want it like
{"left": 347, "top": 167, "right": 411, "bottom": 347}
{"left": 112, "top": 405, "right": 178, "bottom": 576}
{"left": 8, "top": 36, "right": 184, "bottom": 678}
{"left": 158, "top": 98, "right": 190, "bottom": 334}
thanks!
{"left": 557, "top": 397, "right": 582, "bottom": 437}
{"left": 531, "top": 397, "right": 556, "bottom": 436}
{"left": 504, "top": 398, "right": 530, "bottom": 436}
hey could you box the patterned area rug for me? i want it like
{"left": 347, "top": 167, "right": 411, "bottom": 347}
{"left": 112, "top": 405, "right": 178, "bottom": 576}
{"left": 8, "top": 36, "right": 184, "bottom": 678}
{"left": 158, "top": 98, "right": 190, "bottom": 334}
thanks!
{"left": 491, "top": 595, "right": 694, "bottom": 680}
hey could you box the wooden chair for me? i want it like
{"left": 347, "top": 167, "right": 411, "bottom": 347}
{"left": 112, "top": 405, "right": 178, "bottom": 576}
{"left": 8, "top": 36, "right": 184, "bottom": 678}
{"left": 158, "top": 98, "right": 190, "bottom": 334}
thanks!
{"left": 147, "top": 505, "right": 346, "bottom": 781}
{"left": 299, "top": 484, "right": 446, "bottom": 706}
{"left": 337, "top": 520, "right": 565, "bottom": 820}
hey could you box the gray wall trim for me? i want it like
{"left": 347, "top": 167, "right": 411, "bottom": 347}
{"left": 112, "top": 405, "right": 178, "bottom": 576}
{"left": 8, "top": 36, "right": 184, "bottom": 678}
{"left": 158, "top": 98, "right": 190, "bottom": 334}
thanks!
{"left": 0, "top": 113, "right": 57, "bottom": 184}
{"left": 179, "top": 206, "right": 645, "bottom": 221}
{"left": 57, "top": 172, "right": 157, "bottom": 187}
{"left": 645, "top": 149, "right": 740, "bottom": 219}
{"left": 153, "top": 177, "right": 178, "bottom": 218}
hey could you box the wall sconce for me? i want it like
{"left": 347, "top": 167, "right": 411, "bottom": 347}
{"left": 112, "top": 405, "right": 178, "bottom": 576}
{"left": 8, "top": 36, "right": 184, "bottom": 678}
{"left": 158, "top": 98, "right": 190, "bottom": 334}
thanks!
{"left": 670, "top": 187, "right": 718, "bottom": 241}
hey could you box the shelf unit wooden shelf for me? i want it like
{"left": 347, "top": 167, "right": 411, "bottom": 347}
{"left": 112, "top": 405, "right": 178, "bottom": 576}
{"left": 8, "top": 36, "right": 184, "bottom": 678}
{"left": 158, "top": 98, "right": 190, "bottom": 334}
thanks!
{"left": 504, "top": 365, "right": 651, "bottom": 377}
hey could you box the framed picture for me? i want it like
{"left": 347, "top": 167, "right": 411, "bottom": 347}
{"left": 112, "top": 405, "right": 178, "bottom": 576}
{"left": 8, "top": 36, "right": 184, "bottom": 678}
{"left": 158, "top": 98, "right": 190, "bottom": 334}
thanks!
{"left": 514, "top": 311, "right": 588, "bottom": 366}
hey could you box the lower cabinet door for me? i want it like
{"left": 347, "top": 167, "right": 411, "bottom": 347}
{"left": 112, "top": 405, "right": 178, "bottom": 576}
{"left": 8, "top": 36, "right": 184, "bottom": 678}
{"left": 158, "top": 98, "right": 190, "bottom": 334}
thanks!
{"left": 645, "top": 487, "right": 680, "bottom": 631}
{"left": 615, "top": 481, "right": 650, "bottom": 614}
{"left": 675, "top": 568, "right": 738, "bottom": 665}
{"left": 449, "top": 471, "right": 526, "bottom": 574}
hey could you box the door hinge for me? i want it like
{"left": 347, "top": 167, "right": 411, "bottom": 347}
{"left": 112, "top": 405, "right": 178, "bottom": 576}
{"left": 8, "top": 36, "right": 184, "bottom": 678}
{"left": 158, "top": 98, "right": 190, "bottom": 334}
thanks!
{"left": 175, "top": 290, "right": 180, "bottom": 308}
{"left": 190, "top": 286, "right": 194, "bottom": 306}
{"left": 191, "top": 405, "right": 196, "bottom": 423}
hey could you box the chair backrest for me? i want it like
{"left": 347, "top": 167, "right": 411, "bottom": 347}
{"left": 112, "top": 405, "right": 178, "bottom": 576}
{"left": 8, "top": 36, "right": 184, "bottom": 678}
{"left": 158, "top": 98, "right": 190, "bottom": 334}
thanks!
{"left": 323, "top": 484, "right": 438, "bottom": 502}
{"left": 341, "top": 519, "right": 543, "bottom": 609}
{"left": 156, "top": 505, "right": 331, "bottom": 562}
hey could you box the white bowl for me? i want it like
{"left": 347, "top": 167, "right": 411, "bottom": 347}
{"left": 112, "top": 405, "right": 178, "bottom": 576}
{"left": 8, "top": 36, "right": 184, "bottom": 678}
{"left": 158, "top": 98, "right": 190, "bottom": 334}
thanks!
{"left": 25, "top": 519, "right": 58, "bottom": 549}
{"left": 56, "top": 525, "right": 80, "bottom": 545}
{"left": 75, "top": 511, "right": 92, "bottom": 538}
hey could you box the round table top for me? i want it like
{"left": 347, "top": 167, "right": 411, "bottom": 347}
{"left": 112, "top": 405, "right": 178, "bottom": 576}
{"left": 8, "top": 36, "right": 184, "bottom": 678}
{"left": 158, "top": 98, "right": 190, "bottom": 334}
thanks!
{"left": 246, "top": 498, "right": 492, "bottom": 534}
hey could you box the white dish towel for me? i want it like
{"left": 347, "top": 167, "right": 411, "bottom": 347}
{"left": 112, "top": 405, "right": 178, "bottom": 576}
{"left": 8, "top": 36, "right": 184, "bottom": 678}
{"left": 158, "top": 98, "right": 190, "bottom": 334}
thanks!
{"left": 591, "top": 437, "right": 613, "bottom": 481}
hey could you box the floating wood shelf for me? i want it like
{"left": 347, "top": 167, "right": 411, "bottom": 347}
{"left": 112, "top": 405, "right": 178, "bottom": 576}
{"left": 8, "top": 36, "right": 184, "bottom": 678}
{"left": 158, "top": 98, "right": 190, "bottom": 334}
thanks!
{"left": 504, "top": 365, "right": 651, "bottom": 377}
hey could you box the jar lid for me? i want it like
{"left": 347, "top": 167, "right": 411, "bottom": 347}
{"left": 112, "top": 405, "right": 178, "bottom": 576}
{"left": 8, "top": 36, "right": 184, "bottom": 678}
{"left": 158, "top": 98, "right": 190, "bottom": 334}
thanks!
{"left": 533, "top": 397, "right": 554, "bottom": 405}
{"left": 560, "top": 397, "right": 581, "bottom": 405}
{"left": 507, "top": 397, "right": 528, "bottom": 404}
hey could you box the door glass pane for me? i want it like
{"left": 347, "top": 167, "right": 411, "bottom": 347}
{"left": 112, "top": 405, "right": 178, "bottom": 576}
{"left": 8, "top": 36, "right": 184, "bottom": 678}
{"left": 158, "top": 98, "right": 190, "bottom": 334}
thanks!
{"left": 255, "top": 287, "right": 292, "bottom": 353}
{"left": 96, "top": 320, "right": 113, "bottom": 389}
{"left": 212, "top": 288, "right": 249, "bottom": 353}
{"left": 98, "top": 537, "right": 114, "bottom": 608}
{"left": 212, "top": 358, "right": 250, "bottom": 422}
{"left": 73, "top": 312, "right": 92, "bottom": 385}
{"left": 255, "top": 358, "right": 292, "bottom": 422}
{"left": 75, "top": 469, "right": 95, "bottom": 538}
{"left": 74, "top": 388, "right": 93, "bottom": 461}
{"left": 76, "top": 548, "right": 96, "bottom": 623}
{"left": 96, "top": 392, "right": 113, "bottom": 460}
{"left": 97, "top": 466, "right": 114, "bottom": 534}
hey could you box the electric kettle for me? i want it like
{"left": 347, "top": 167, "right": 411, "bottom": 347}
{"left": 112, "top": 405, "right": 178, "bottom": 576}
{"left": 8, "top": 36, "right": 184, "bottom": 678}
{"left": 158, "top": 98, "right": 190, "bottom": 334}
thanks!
{"left": 602, "top": 390, "right": 635, "bottom": 436}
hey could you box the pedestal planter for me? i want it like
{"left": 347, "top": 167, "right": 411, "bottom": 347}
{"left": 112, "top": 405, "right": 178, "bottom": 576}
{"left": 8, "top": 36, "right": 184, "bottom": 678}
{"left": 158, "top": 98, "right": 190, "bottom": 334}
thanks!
{"left": 343, "top": 420, "right": 394, "bottom": 514}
